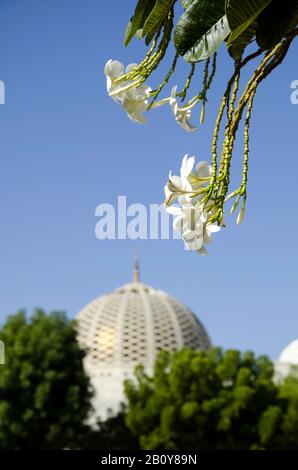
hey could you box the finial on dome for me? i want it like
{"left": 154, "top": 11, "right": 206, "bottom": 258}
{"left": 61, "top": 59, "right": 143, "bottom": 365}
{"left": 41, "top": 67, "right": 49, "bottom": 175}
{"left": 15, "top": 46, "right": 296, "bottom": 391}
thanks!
{"left": 133, "top": 254, "right": 140, "bottom": 283}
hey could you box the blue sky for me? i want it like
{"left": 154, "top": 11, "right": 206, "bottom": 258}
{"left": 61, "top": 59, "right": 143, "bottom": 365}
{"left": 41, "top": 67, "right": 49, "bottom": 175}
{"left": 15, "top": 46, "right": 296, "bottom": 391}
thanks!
{"left": 0, "top": 0, "right": 297, "bottom": 360}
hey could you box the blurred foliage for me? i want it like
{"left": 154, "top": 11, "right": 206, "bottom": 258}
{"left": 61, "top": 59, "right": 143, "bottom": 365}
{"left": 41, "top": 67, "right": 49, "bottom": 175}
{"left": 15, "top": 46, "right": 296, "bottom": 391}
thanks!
{"left": 124, "top": 348, "right": 298, "bottom": 450}
{"left": 1, "top": 311, "right": 298, "bottom": 450}
{"left": 278, "top": 370, "right": 298, "bottom": 448}
{"left": 0, "top": 310, "right": 138, "bottom": 450}
{"left": 0, "top": 310, "right": 93, "bottom": 449}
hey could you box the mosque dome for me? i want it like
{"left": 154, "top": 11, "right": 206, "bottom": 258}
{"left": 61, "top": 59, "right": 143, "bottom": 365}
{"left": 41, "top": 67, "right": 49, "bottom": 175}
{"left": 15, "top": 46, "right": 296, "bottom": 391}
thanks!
{"left": 76, "top": 262, "right": 211, "bottom": 418}
{"left": 274, "top": 339, "right": 298, "bottom": 383}
{"left": 279, "top": 340, "right": 298, "bottom": 365}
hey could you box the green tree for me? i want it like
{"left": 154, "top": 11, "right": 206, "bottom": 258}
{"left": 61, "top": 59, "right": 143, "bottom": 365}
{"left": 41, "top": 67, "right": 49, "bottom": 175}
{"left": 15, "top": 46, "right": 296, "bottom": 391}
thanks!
{"left": 124, "top": 348, "right": 287, "bottom": 449}
{"left": 277, "top": 369, "right": 298, "bottom": 449}
{"left": 0, "top": 310, "right": 93, "bottom": 449}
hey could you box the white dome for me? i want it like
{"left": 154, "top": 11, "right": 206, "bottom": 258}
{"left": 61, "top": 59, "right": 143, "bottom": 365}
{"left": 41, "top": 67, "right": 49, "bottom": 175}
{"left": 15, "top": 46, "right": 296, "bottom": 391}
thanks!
{"left": 279, "top": 340, "right": 298, "bottom": 365}
{"left": 76, "top": 263, "right": 211, "bottom": 418}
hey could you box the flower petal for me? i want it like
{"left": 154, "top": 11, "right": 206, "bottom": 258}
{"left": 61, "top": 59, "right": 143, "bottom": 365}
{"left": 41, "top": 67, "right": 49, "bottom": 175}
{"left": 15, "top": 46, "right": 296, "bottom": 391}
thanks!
{"left": 134, "top": 83, "right": 151, "bottom": 98}
{"left": 169, "top": 175, "right": 182, "bottom": 190}
{"left": 126, "top": 110, "right": 147, "bottom": 124}
{"left": 196, "top": 161, "right": 211, "bottom": 178}
{"left": 166, "top": 206, "right": 182, "bottom": 216}
{"left": 105, "top": 60, "right": 124, "bottom": 79}
{"left": 181, "top": 155, "right": 195, "bottom": 178}
{"left": 125, "top": 63, "right": 138, "bottom": 74}
{"left": 178, "top": 195, "right": 192, "bottom": 207}
{"left": 173, "top": 215, "right": 185, "bottom": 232}
{"left": 207, "top": 223, "right": 221, "bottom": 234}
{"left": 183, "top": 231, "right": 203, "bottom": 251}
{"left": 170, "top": 98, "right": 178, "bottom": 116}
{"left": 171, "top": 85, "right": 178, "bottom": 98}
{"left": 197, "top": 245, "right": 207, "bottom": 255}
{"left": 180, "top": 118, "right": 197, "bottom": 132}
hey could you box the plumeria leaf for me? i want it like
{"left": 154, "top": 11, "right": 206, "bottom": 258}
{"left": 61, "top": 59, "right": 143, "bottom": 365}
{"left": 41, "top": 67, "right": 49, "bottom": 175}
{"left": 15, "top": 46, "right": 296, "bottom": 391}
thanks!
{"left": 124, "top": 18, "right": 134, "bottom": 45}
{"left": 226, "top": 0, "right": 273, "bottom": 46}
{"left": 174, "top": 0, "right": 226, "bottom": 56}
{"left": 184, "top": 15, "right": 231, "bottom": 62}
{"left": 142, "top": 0, "right": 176, "bottom": 37}
{"left": 144, "top": 26, "right": 159, "bottom": 45}
{"left": 256, "top": 0, "right": 298, "bottom": 50}
{"left": 124, "top": 0, "right": 155, "bottom": 46}
{"left": 228, "top": 21, "right": 257, "bottom": 60}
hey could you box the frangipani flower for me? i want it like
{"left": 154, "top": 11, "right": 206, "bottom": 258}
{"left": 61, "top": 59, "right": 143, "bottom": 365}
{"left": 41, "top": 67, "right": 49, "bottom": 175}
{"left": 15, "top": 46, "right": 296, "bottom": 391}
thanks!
{"left": 199, "top": 210, "right": 221, "bottom": 247}
{"left": 165, "top": 155, "right": 220, "bottom": 255}
{"left": 164, "top": 154, "right": 212, "bottom": 206}
{"left": 122, "top": 84, "right": 151, "bottom": 124}
{"left": 169, "top": 86, "right": 198, "bottom": 132}
{"left": 104, "top": 59, "right": 151, "bottom": 124}
{"left": 167, "top": 197, "right": 220, "bottom": 255}
{"left": 105, "top": 60, "right": 126, "bottom": 101}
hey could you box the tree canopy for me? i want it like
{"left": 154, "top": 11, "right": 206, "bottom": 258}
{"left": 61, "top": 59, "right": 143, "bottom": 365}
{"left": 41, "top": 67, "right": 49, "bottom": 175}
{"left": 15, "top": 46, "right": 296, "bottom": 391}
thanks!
{"left": 1, "top": 311, "right": 298, "bottom": 450}
{"left": 124, "top": 348, "right": 298, "bottom": 449}
{"left": 0, "top": 310, "right": 92, "bottom": 449}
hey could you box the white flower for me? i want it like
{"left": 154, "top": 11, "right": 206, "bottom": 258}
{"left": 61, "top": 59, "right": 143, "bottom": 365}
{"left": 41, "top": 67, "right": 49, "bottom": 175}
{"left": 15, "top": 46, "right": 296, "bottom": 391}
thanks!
{"left": 164, "top": 155, "right": 195, "bottom": 206}
{"left": 165, "top": 154, "right": 220, "bottom": 255}
{"left": 169, "top": 86, "right": 198, "bottom": 132}
{"left": 199, "top": 210, "right": 221, "bottom": 247}
{"left": 122, "top": 83, "right": 151, "bottom": 124}
{"left": 164, "top": 154, "right": 212, "bottom": 206}
{"left": 167, "top": 197, "right": 220, "bottom": 255}
{"left": 104, "top": 59, "right": 151, "bottom": 124}
{"left": 105, "top": 60, "right": 125, "bottom": 101}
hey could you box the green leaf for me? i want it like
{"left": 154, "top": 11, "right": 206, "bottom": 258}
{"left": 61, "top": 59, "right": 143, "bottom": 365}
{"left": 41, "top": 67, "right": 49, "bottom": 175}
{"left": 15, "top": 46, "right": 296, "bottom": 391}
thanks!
{"left": 124, "top": 0, "right": 155, "bottom": 46}
{"left": 256, "top": 0, "right": 298, "bottom": 50}
{"left": 144, "top": 26, "right": 159, "bottom": 45}
{"left": 174, "top": 0, "right": 226, "bottom": 56}
{"left": 124, "top": 18, "right": 134, "bottom": 46}
{"left": 142, "top": 0, "right": 176, "bottom": 37}
{"left": 228, "top": 21, "right": 257, "bottom": 60}
{"left": 184, "top": 15, "right": 231, "bottom": 62}
{"left": 226, "top": 0, "right": 272, "bottom": 45}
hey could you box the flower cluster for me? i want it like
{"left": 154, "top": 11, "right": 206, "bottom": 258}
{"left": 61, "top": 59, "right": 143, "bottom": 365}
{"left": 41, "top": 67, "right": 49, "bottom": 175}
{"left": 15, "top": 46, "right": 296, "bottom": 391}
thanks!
{"left": 169, "top": 86, "right": 198, "bottom": 132}
{"left": 105, "top": 60, "right": 199, "bottom": 131}
{"left": 105, "top": 60, "right": 151, "bottom": 124}
{"left": 105, "top": 60, "right": 247, "bottom": 255}
{"left": 164, "top": 155, "right": 221, "bottom": 255}
{"left": 104, "top": 0, "right": 297, "bottom": 257}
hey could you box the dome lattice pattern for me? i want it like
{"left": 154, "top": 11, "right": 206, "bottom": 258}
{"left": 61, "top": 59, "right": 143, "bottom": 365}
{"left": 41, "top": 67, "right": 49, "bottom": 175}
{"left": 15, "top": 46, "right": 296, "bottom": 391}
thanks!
{"left": 76, "top": 265, "right": 211, "bottom": 418}
{"left": 77, "top": 281, "right": 211, "bottom": 370}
